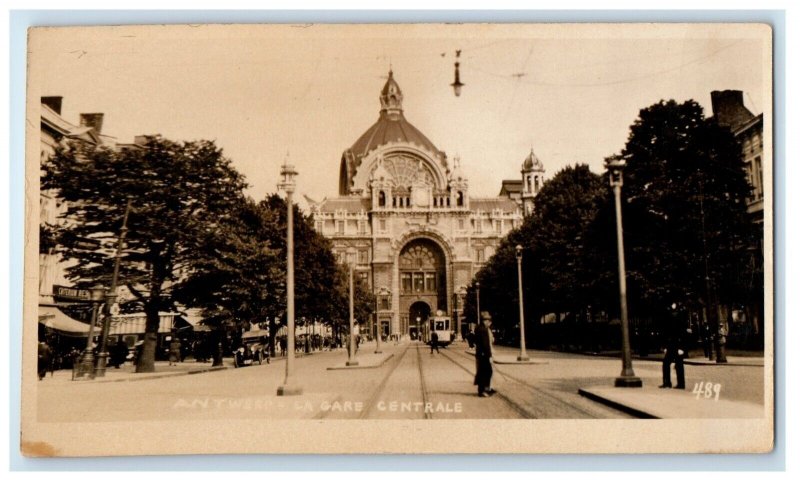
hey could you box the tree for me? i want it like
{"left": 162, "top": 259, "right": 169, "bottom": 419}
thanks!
{"left": 465, "top": 164, "right": 607, "bottom": 346}
{"left": 42, "top": 136, "right": 248, "bottom": 372}
{"left": 612, "top": 99, "right": 756, "bottom": 330}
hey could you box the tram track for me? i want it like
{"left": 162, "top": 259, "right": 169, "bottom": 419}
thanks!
{"left": 438, "top": 348, "right": 536, "bottom": 419}
{"left": 357, "top": 343, "right": 413, "bottom": 419}
{"left": 415, "top": 343, "right": 433, "bottom": 420}
{"left": 444, "top": 348, "right": 602, "bottom": 419}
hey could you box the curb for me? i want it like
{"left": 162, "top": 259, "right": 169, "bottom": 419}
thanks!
{"left": 83, "top": 366, "right": 230, "bottom": 383}
{"left": 327, "top": 353, "right": 395, "bottom": 370}
{"left": 577, "top": 388, "right": 658, "bottom": 419}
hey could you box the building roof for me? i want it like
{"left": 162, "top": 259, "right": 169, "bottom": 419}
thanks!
{"left": 349, "top": 111, "right": 441, "bottom": 159}
{"left": 499, "top": 180, "right": 523, "bottom": 196}
{"left": 318, "top": 197, "right": 372, "bottom": 213}
{"left": 339, "top": 71, "right": 444, "bottom": 195}
{"left": 470, "top": 197, "right": 520, "bottom": 213}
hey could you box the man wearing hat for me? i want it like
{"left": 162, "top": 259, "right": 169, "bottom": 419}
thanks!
{"left": 474, "top": 311, "right": 495, "bottom": 397}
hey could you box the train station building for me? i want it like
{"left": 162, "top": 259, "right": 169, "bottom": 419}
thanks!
{"left": 311, "top": 71, "right": 546, "bottom": 338}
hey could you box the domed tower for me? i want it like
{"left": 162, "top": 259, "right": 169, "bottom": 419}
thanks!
{"left": 338, "top": 70, "right": 447, "bottom": 197}
{"left": 521, "top": 148, "right": 545, "bottom": 216}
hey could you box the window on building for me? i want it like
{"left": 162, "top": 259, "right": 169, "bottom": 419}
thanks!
{"left": 358, "top": 249, "right": 368, "bottom": 265}
{"left": 413, "top": 272, "right": 425, "bottom": 292}
{"left": 495, "top": 220, "right": 502, "bottom": 234}
{"left": 458, "top": 219, "right": 465, "bottom": 231}
{"left": 380, "top": 296, "right": 390, "bottom": 310}
{"left": 424, "top": 272, "right": 436, "bottom": 292}
{"left": 358, "top": 221, "right": 367, "bottom": 235}
{"left": 401, "top": 273, "right": 412, "bottom": 293}
{"left": 475, "top": 248, "right": 485, "bottom": 263}
{"left": 474, "top": 219, "right": 482, "bottom": 234}
{"left": 315, "top": 221, "right": 323, "bottom": 232}
{"left": 379, "top": 219, "right": 387, "bottom": 232}
{"left": 358, "top": 271, "right": 369, "bottom": 284}
{"left": 755, "top": 156, "right": 763, "bottom": 199}
{"left": 378, "top": 191, "right": 386, "bottom": 207}
{"left": 336, "top": 221, "right": 345, "bottom": 235}
{"left": 456, "top": 191, "right": 464, "bottom": 207}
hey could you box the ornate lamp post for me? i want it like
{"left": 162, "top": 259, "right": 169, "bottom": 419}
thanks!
{"left": 95, "top": 199, "right": 132, "bottom": 377}
{"left": 277, "top": 160, "right": 303, "bottom": 396}
{"left": 606, "top": 157, "right": 642, "bottom": 388}
{"left": 346, "top": 247, "right": 359, "bottom": 366}
{"left": 515, "top": 245, "right": 530, "bottom": 362}
{"left": 77, "top": 284, "right": 107, "bottom": 378}
{"left": 456, "top": 286, "right": 467, "bottom": 339}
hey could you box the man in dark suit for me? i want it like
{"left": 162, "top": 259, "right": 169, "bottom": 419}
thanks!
{"left": 660, "top": 304, "right": 686, "bottom": 389}
{"left": 474, "top": 311, "right": 495, "bottom": 397}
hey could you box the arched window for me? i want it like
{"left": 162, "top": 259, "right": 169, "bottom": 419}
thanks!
{"left": 534, "top": 176, "right": 540, "bottom": 192}
{"left": 527, "top": 176, "right": 532, "bottom": 192}
{"left": 378, "top": 191, "right": 386, "bottom": 207}
{"left": 456, "top": 191, "right": 464, "bottom": 207}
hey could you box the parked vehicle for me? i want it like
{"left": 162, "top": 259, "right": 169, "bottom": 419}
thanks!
{"left": 234, "top": 329, "right": 270, "bottom": 367}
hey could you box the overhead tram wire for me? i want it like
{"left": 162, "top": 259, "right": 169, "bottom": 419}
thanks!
{"left": 468, "top": 40, "right": 742, "bottom": 88}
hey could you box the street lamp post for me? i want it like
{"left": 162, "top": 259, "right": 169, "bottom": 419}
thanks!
{"left": 374, "top": 294, "right": 382, "bottom": 354}
{"left": 606, "top": 157, "right": 642, "bottom": 388}
{"left": 95, "top": 199, "right": 132, "bottom": 377}
{"left": 77, "top": 285, "right": 107, "bottom": 379}
{"left": 346, "top": 247, "right": 359, "bottom": 366}
{"left": 475, "top": 281, "right": 481, "bottom": 328}
{"left": 277, "top": 159, "right": 303, "bottom": 396}
{"left": 515, "top": 245, "right": 530, "bottom": 362}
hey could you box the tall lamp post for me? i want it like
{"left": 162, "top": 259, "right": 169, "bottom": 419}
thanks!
{"left": 346, "top": 247, "right": 359, "bottom": 366}
{"left": 515, "top": 245, "right": 530, "bottom": 362}
{"left": 607, "top": 157, "right": 642, "bottom": 388}
{"left": 77, "top": 284, "right": 107, "bottom": 378}
{"left": 475, "top": 281, "right": 481, "bottom": 328}
{"left": 277, "top": 160, "right": 303, "bottom": 396}
{"left": 374, "top": 293, "right": 382, "bottom": 354}
{"left": 95, "top": 199, "right": 132, "bottom": 377}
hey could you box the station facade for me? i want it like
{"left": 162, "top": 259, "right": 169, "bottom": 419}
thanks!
{"left": 311, "top": 71, "right": 545, "bottom": 337}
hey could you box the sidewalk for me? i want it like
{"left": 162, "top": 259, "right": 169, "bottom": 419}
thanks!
{"left": 327, "top": 351, "right": 394, "bottom": 370}
{"left": 42, "top": 360, "right": 232, "bottom": 385}
{"left": 578, "top": 350, "right": 764, "bottom": 367}
{"left": 463, "top": 348, "right": 549, "bottom": 365}
{"left": 578, "top": 385, "right": 765, "bottom": 419}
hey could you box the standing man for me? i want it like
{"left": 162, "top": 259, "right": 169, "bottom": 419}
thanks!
{"left": 659, "top": 304, "right": 686, "bottom": 389}
{"left": 474, "top": 312, "right": 495, "bottom": 397}
{"left": 430, "top": 331, "right": 440, "bottom": 354}
{"left": 37, "top": 341, "right": 53, "bottom": 380}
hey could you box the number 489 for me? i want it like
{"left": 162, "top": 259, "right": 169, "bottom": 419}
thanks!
{"left": 692, "top": 382, "right": 721, "bottom": 401}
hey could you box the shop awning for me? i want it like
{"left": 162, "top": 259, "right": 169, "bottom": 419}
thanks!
{"left": 38, "top": 306, "right": 95, "bottom": 337}
{"left": 242, "top": 329, "right": 270, "bottom": 339}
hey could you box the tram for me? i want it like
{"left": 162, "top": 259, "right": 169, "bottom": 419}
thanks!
{"left": 421, "top": 311, "right": 453, "bottom": 347}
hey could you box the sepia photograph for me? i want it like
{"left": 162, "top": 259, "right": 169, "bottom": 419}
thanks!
{"left": 20, "top": 22, "right": 773, "bottom": 456}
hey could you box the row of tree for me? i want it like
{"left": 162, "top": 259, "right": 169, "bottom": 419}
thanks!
{"left": 465, "top": 99, "right": 762, "bottom": 350}
{"left": 42, "top": 136, "right": 374, "bottom": 372}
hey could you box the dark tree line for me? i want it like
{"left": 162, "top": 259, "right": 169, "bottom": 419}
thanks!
{"left": 467, "top": 99, "right": 761, "bottom": 351}
{"left": 42, "top": 135, "right": 373, "bottom": 372}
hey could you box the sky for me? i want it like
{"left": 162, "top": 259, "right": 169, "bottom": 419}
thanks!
{"left": 29, "top": 23, "right": 769, "bottom": 206}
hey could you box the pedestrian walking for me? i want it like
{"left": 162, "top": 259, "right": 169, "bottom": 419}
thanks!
{"left": 659, "top": 305, "right": 686, "bottom": 389}
{"left": 430, "top": 331, "right": 440, "bottom": 354}
{"left": 37, "top": 341, "right": 53, "bottom": 380}
{"left": 111, "top": 338, "right": 129, "bottom": 368}
{"left": 168, "top": 337, "right": 182, "bottom": 366}
{"left": 474, "top": 312, "right": 495, "bottom": 397}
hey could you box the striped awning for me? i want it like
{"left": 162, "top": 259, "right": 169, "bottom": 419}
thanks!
{"left": 39, "top": 306, "right": 95, "bottom": 337}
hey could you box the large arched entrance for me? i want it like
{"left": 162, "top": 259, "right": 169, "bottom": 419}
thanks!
{"left": 408, "top": 301, "right": 431, "bottom": 340}
{"left": 398, "top": 238, "right": 447, "bottom": 336}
